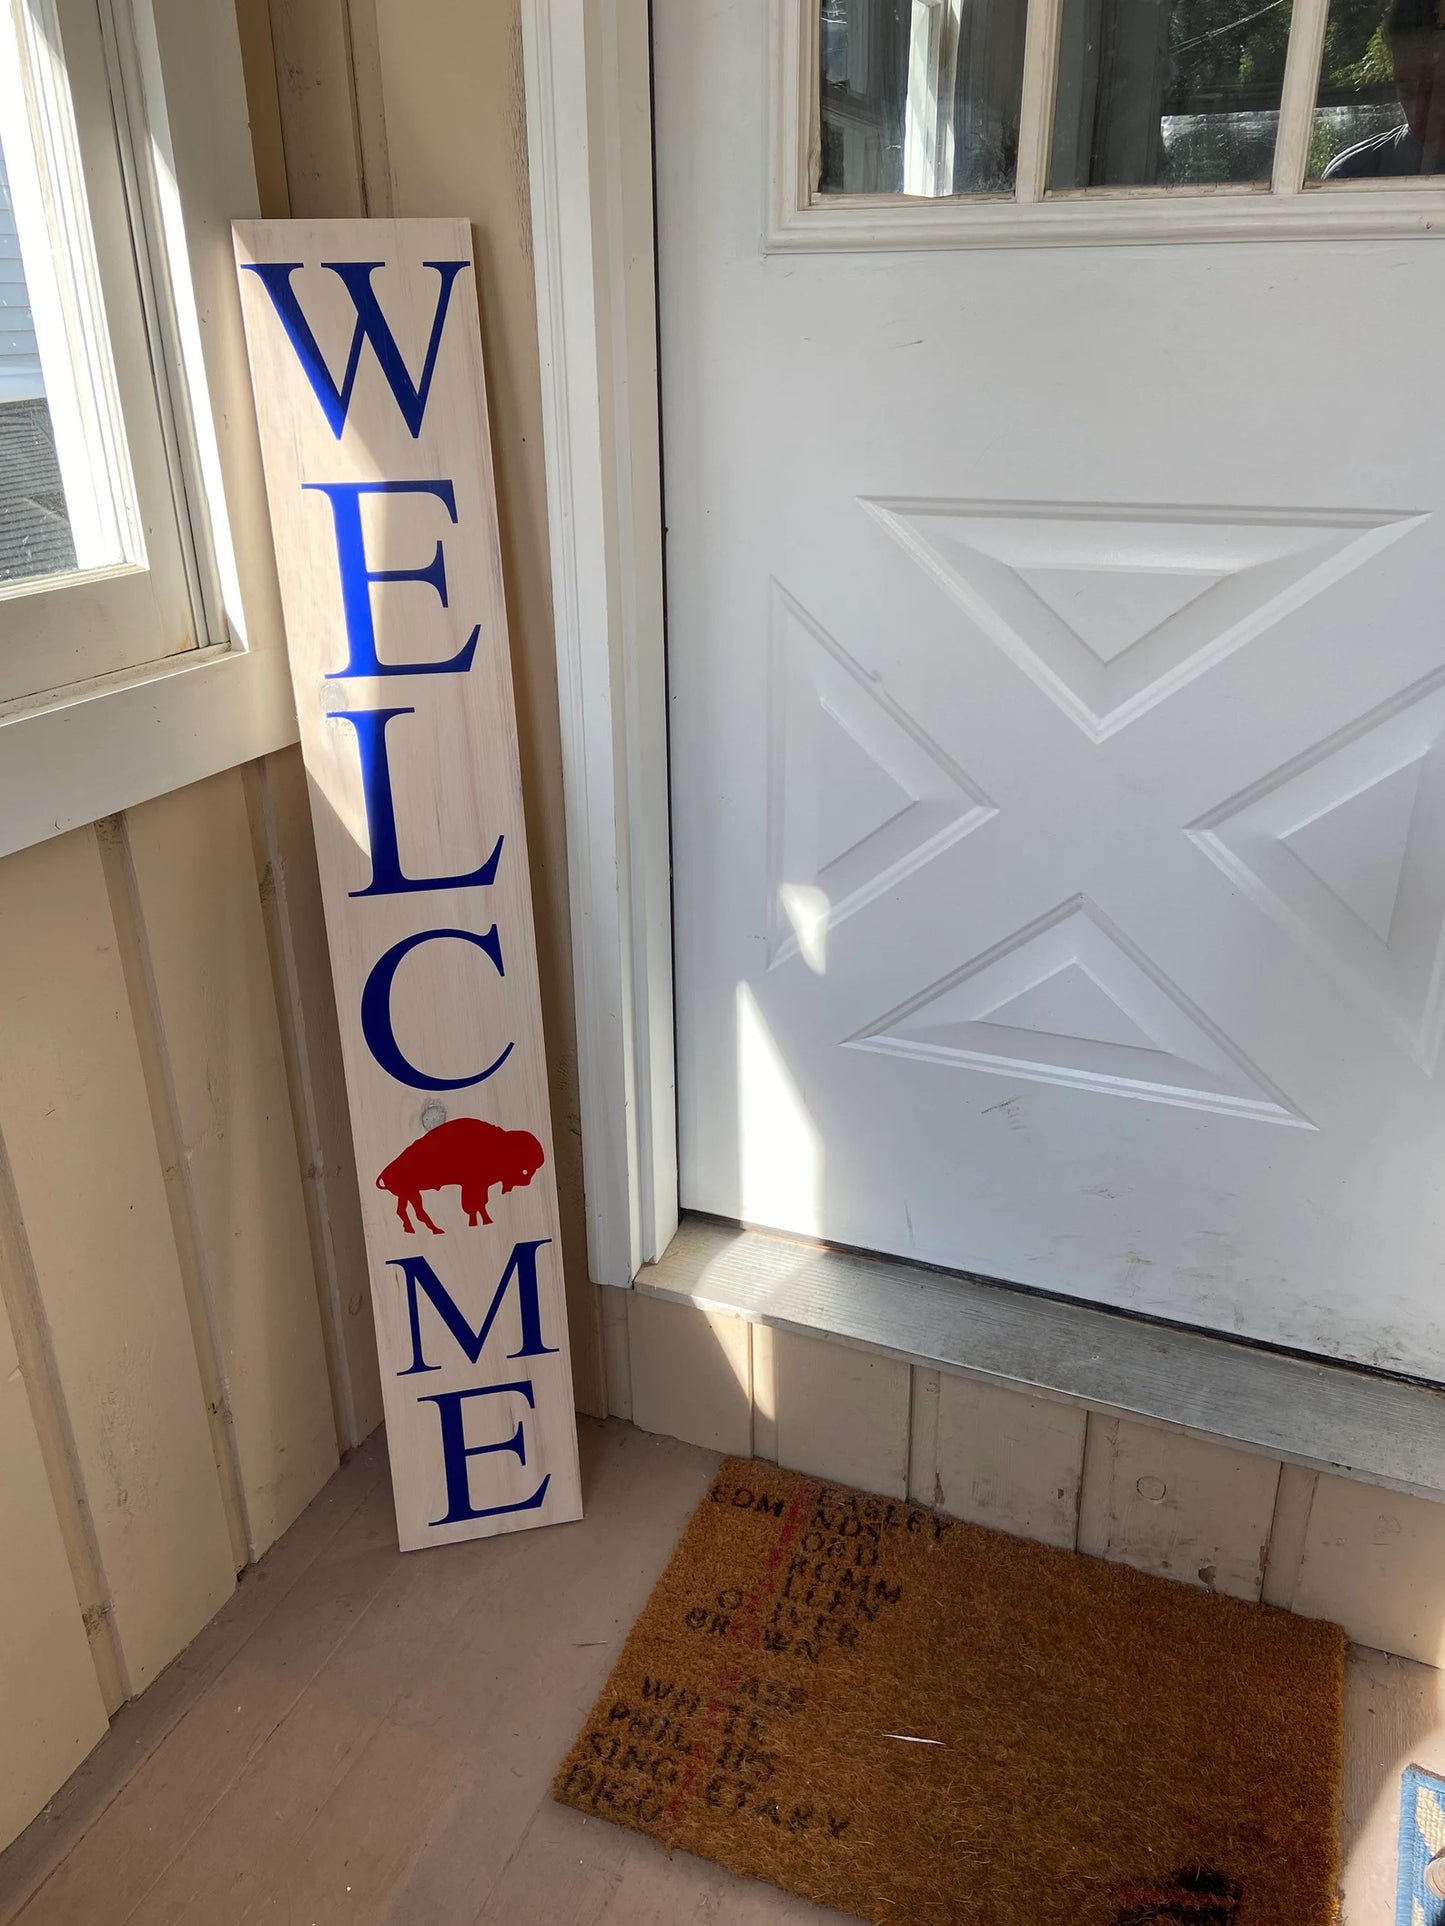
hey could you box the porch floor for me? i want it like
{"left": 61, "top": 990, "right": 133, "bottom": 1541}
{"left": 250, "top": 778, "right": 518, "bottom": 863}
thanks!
{"left": 0, "top": 1419, "right": 1434, "bottom": 1925}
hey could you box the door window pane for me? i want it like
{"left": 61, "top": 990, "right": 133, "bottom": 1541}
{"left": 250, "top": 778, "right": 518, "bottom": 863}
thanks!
{"left": 818, "top": 0, "right": 1029, "bottom": 195}
{"left": 1050, "top": 0, "right": 1295, "bottom": 188}
{"left": 1308, "top": 0, "right": 1445, "bottom": 177}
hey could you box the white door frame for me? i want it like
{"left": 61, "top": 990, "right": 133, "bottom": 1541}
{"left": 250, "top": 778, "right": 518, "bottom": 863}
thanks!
{"left": 519, "top": 0, "right": 676, "bottom": 1291}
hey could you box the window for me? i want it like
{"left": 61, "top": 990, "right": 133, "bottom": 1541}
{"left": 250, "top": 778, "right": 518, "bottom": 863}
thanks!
{"left": 1049, "top": 0, "right": 1296, "bottom": 189}
{"left": 1308, "top": 0, "right": 1445, "bottom": 177}
{"left": 819, "top": 0, "right": 1029, "bottom": 193}
{"left": 0, "top": 0, "right": 297, "bottom": 864}
{"left": 775, "top": 0, "right": 1445, "bottom": 241}
{"left": 0, "top": 0, "right": 219, "bottom": 708}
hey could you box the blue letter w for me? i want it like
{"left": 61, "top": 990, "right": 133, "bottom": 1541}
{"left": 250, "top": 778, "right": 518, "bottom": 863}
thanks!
{"left": 241, "top": 259, "right": 467, "bottom": 438}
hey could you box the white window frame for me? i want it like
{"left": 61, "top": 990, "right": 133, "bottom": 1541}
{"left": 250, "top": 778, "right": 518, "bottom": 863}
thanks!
{"left": 0, "top": 0, "right": 201, "bottom": 704}
{"left": 769, "top": 0, "right": 1445, "bottom": 247}
{"left": 0, "top": 0, "right": 297, "bottom": 859}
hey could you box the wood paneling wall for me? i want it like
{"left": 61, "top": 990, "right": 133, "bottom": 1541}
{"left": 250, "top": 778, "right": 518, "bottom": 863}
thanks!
{"left": 0, "top": 761, "right": 353, "bottom": 1848}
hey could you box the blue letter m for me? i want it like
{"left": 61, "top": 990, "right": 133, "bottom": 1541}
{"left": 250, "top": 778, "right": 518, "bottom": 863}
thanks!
{"left": 241, "top": 259, "right": 467, "bottom": 438}
{"left": 390, "top": 1240, "right": 559, "bottom": 1375}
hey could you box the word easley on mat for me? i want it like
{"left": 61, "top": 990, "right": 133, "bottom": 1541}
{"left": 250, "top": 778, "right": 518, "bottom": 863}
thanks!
{"left": 234, "top": 219, "right": 581, "bottom": 1550}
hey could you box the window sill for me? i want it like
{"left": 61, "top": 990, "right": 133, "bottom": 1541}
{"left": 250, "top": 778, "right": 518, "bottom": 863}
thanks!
{"left": 767, "top": 186, "right": 1445, "bottom": 252}
{"left": 0, "top": 642, "right": 297, "bottom": 858}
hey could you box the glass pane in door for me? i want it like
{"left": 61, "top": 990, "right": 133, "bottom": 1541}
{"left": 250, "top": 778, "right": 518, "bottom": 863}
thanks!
{"left": 1308, "top": 0, "right": 1445, "bottom": 177}
{"left": 1050, "top": 0, "right": 1296, "bottom": 187}
{"left": 817, "top": 0, "right": 1030, "bottom": 195}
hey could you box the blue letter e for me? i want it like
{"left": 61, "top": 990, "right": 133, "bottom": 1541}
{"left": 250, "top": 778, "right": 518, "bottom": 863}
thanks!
{"left": 417, "top": 1381, "right": 551, "bottom": 1527}
{"left": 306, "top": 480, "right": 478, "bottom": 679}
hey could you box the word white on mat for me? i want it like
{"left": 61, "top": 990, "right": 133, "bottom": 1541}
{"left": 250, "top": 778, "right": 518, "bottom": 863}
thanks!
{"left": 235, "top": 219, "right": 581, "bottom": 1549}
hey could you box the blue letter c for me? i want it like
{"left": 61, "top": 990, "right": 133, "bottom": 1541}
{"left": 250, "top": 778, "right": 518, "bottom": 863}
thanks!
{"left": 360, "top": 927, "right": 513, "bottom": 1090}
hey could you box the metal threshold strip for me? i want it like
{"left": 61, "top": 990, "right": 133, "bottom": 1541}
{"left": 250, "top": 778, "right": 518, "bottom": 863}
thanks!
{"left": 635, "top": 1215, "right": 1445, "bottom": 1502}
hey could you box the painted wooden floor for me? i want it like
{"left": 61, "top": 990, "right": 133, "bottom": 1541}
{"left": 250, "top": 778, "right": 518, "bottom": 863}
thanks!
{"left": 0, "top": 1417, "right": 1432, "bottom": 1925}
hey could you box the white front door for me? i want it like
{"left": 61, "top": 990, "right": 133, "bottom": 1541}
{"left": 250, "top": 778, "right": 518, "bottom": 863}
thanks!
{"left": 657, "top": 0, "right": 1445, "bottom": 1375}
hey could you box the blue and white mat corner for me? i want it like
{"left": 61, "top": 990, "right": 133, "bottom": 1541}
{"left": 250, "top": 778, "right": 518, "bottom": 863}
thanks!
{"left": 1397, "top": 1764, "right": 1445, "bottom": 1925}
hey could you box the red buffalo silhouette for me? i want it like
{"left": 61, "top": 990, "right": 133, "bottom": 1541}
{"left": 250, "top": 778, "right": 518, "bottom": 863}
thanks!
{"left": 376, "top": 1118, "right": 545, "bottom": 1234}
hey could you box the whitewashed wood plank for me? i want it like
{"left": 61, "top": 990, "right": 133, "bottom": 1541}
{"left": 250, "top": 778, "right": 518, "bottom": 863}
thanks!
{"left": 1293, "top": 1474, "right": 1445, "bottom": 1662}
{"left": 1260, "top": 1462, "right": 1319, "bottom": 1609}
{"left": 600, "top": 1284, "right": 632, "bottom": 1422}
{"left": 906, "top": 1365, "right": 940, "bottom": 1507}
{"left": 772, "top": 1327, "right": 910, "bottom": 1499}
{"left": 627, "top": 1290, "right": 751, "bottom": 1455}
{"left": 933, "top": 1372, "right": 1086, "bottom": 1549}
{"left": 0, "top": 1127, "right": 124, "bottom": 1717}
{"left": 123, "top": 773, "right": 340, "bottom": 1556}
{"left": 265, "top": 0, "right": 366, "bottom": 220}
{"left": 1078, "top": 1413, "right": 1280, "bottom": 1601}
{"left": 0, "top": 1286, "right": 109, "bottom": 1854}
{"left": 638, "top": 1218, "right": 1445, "bottom": 1499}
{"left": 94, "top": 817, "right": 248, "bottom": 1577}
{"left": 0, "top": 829, "right": 236, "bottom": 1696}
{"left": 751, "top": 1320, "right": 778, "bottom": 1462}
{"left": 234, "top": 220, "right": 581, "bottom": 1548}
{"left": 231, "top": 0, "right": 290, "bottom": 222}
{"left": 243, "top": 747, "right": 383, "bottom": 1450}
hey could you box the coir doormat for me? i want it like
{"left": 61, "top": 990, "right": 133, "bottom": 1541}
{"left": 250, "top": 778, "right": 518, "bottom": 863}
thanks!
{"left": 554, "top": 1457, "right": 1346, "bottom": 1925}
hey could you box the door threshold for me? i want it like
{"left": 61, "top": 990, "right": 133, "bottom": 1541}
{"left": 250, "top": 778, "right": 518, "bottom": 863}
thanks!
{"left": 635, "top": 1215, "right": 1445, "bottom": 1502}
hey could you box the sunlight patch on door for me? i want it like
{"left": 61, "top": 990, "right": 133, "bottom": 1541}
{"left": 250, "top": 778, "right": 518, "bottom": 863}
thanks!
{"left": 737, "top": 983, "right": 825, "bottom": 1233}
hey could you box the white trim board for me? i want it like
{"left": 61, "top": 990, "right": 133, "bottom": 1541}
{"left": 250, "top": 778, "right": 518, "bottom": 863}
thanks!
{"left": 638, "top": 1216, "right": 1445, "bottom": 1502}
{"left": 520, "top": 0, "right": 677, "bottom": 1290}
{"left": 0, "top": 640, "right": 295, "bottom": 860}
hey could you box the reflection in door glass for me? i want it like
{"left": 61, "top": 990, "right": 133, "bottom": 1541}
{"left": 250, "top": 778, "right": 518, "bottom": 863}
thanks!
{"left": 0, "top": 133, "right": 77, "bottom": 583}
{"left": 817, "top": 0, "right": 1029, "bottom": 195}
{"left": 1049, "top": 0, "right": 1295, "bottom": 187}
{"left": 1308, "top": 0, "right": 1445, "bottom": 176}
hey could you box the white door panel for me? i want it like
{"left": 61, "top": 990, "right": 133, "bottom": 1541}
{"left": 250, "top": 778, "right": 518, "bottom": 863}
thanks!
{"left": 659, "top": 1, "right": 1445, "bottom": 1375}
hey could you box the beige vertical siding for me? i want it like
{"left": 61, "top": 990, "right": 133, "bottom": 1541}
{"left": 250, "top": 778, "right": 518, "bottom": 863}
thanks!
{"left": 0, "top": 778, "right": 344, "bottom": 1848}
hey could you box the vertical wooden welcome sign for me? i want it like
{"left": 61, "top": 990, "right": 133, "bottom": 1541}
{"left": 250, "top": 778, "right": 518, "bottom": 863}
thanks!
{"left": 234, "top": 221, "right": 581, "bottom": 1549}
